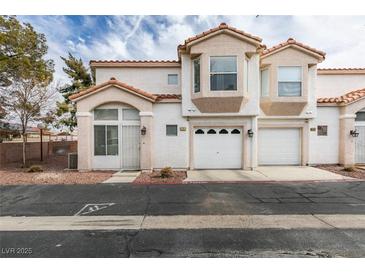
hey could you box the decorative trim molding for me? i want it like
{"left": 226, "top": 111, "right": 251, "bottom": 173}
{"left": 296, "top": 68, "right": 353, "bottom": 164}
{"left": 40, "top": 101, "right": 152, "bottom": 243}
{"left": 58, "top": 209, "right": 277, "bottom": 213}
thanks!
{"left": 139, "top": 112, "right": 154, "bottom": 117}
{"left": 339, "top": 114, "right": 356, "bottom": 119}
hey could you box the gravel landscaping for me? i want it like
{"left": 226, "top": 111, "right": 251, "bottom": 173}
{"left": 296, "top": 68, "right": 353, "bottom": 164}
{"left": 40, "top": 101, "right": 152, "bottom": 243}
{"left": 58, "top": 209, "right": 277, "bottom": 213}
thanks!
{"left": 0, "top": 156, "right": 113, "bottom": 185}
{"left": 134, "top": 170, "right": 187, "bottom": 184}
{"left": 316, "top": 164, "right": 365, "bottom": 180}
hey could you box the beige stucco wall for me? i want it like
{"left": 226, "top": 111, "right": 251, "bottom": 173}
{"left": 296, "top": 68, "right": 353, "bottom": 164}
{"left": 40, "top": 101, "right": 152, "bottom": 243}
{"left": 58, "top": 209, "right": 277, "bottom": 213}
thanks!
{"left": 95, "top": 67, "right": 181, "bottom": 94}
{"left": 338, "top": 99, "right": 365, "bottom": 167}
{"left": 75, "top": 86, "right": 154, "bottom": 171}
{"left": 190, "top": 33, "right": 256, "bottom": 98}
{"left": 181, "top": 38, "right": 261, "bottom": 117}
{"left": 260, "top": 47, "right": 319, "bottom": 117}
{"left": 317, "top": 74, "right": 365, "bottom": 98}
{"left": 309, "top": 106, "right": 340, "bottom": 164}
{"left": 153, "top": 103, "right": 189, "bottom": 169}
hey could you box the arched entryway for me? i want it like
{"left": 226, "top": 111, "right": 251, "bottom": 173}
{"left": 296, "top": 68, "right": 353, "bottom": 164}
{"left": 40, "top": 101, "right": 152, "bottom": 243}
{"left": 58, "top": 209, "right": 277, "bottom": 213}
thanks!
{"left": 339, "top": 96, "right": 365, "bottom": 167}
{"left": 355, "top": 108, "right": 365, "bottom": 164}
{"left": 72, "top": 82, "right": 155, "bottom": 171}
{"left": 92, "top": 102, "right": 141, "bottom": 170}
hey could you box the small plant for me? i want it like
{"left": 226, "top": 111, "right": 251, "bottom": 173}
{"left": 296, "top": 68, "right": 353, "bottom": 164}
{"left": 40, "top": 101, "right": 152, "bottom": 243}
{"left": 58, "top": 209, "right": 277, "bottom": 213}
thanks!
{"left": 343, "top": 166, "right": 355, "bottom": 172}
{"left": 27, "top": 165, "right": 43, "bottom": 173}
{"left": 160, "top": 167, "right": 174, "bottom": 178}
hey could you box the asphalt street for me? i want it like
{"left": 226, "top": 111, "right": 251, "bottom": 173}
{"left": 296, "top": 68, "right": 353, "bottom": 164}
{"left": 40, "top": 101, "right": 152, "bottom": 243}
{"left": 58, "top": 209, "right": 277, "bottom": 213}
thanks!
{"left": 1, "top": 181, "right": 365, "bottom": 257}
{"left": 1, "top": 181, "right": 365, "bottom": 216}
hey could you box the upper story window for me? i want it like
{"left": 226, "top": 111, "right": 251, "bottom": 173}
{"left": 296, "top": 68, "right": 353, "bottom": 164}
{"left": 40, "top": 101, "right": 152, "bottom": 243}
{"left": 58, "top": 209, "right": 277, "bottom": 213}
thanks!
{"left": 210, "top": 56, "right": 237, "bottom": 91}
{"left": 193, "top": 58, "right": 200, "bottom": 93}
{"left": 261, "top": 69, "right": 269, "bottom": 97}
{"left": 278, "top": 66, "right": 302, "bottom": 97}
{"left": 168, "top": 74, "right": 178, "bottom": 85}
{"left": 94, "top": 109, "right": 118, "bottom": 120}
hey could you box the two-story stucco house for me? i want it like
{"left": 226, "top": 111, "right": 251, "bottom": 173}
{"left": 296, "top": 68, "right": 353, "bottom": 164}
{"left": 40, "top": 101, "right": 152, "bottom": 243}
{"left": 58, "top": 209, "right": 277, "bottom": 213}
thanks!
{"left": 70, "top": 23, "right": 365, "bottom": 171}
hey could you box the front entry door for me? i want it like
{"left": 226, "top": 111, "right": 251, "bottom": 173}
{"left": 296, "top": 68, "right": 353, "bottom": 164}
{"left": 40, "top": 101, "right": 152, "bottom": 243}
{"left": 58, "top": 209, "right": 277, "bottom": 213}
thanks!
{"left": 122, "top": 125, "right": 140, "bottom": 170}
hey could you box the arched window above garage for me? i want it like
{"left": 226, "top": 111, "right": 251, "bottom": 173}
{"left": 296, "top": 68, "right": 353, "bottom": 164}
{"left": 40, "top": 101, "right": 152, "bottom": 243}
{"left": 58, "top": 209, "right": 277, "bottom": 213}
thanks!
{"left": 195, "top": 129, "right": 204, "bottom": 134}
{"left": 219, "top": 129, "right": 229, "bottom": 134}
{"left": 207, "top": 129, "right": 217, "bottom": 134}
{"left": 231, "top": 129, "right": 241, "bottom": 134}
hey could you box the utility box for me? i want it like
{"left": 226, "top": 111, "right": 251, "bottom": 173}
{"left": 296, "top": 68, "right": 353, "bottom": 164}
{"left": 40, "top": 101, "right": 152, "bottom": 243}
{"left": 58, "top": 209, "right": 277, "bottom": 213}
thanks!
{"left": 68, "top": 153, "right": 78, "bottom": 170}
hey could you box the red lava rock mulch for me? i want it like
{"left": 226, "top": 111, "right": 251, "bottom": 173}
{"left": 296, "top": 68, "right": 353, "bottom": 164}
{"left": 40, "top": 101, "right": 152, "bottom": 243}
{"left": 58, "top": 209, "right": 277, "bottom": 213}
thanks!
{"left": 133, "top": 171, "right": 187, "bottom": 185}
{"left": 316, "top": 164, "right": 365, "bottom": 180}
{"left": 0, "top": 156, "right": 113, "bottom": 185}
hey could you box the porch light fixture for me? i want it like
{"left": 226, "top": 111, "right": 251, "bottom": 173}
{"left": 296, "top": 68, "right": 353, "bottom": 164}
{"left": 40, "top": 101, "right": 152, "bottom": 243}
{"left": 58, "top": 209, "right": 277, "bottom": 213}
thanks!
{"left": 350, "top": 129, "right": 359, "bottom": 138}
{"left": 141, "top": 126, "right": 147, "bottom": 136}
{"left": 247, "top": 129, "right": 254, "bottom": 138}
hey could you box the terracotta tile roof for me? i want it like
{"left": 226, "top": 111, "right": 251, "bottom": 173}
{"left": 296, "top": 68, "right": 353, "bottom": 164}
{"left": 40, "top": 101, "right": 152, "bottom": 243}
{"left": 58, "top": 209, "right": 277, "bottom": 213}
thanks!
{"left": 317, "top": 68, "right": 365, "bottom": 75}
{"left": 69, "top": 77, "right": 158, "bottom": 102}
{"left": 317, "top": 88, "right": 365, "bottom": 105}
{"left": 154, "top": 94, "right": 182, "bottom": 101}
{"left": 90, "top": 60, "right": 180, "bottom": 64}
{"left": 318, "top": 67, "right": 365, "bottom": 71}
{"left": 262, "top": 38, "right": 326, "bottom": 59}
{"left": 90, "top": 60, "right": 181, "bottom": 68}
{"left": 178, "top": 22, "right": 263, "bottom": 50}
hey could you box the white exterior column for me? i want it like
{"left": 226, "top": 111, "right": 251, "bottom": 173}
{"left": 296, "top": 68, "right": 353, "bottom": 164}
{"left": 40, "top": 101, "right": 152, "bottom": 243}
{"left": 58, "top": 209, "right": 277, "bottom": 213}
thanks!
{"left": 76, "top": 112, "right": 92, "bottom": 171}
{"left": 339, "top": 114, "right": 356, "bottom": 167}
{"left": 250, "top": 116, "right": 258, "bottom": 169}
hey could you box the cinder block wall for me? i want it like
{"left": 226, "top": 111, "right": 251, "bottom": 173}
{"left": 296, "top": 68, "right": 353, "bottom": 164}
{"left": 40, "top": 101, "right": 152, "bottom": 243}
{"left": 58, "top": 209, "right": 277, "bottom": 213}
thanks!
{"left": 0, "top": 141, "right": 77, "bottom": 167}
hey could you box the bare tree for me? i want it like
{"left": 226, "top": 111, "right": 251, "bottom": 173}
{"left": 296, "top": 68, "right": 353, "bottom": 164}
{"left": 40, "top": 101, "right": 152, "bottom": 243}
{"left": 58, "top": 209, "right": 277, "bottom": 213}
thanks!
{"left": 1, "top": 80, "right": 57, "bottom": 167}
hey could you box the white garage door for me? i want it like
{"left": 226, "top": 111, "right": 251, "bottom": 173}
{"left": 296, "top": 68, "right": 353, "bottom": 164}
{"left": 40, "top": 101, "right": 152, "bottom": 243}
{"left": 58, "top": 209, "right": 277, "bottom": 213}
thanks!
{"left": 194, "top": 128, "right": 242, "bottom": 169}
{"left": 258, "top": 128, "right": 301, "bottom": 165}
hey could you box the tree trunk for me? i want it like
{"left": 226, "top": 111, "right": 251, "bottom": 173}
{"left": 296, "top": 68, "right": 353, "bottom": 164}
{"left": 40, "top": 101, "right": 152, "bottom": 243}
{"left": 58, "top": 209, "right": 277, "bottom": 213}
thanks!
{"left": 22, "top": 133, "right": 26, "bottom": 167}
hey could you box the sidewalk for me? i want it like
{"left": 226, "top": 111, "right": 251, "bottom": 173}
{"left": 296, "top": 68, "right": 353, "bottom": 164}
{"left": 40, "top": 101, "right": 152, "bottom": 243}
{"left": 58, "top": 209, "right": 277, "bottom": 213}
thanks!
{"left": 2, "top": 214, "right": 365, "bottom": 231}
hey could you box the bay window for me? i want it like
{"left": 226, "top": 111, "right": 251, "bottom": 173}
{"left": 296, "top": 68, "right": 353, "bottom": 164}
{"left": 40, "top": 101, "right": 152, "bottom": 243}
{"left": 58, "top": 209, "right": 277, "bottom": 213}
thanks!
{"left": 210, "top": 56, "right": 237, "bottom": 91}
{"left": 278, "top": 66, "right": 302, "bottom": 96}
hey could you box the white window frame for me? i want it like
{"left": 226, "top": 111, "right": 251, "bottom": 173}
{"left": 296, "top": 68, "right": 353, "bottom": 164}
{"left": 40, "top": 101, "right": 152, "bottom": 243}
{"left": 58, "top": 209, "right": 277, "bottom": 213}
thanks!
{"left": 92, "top": 105, "right": 141, "bottom": 159}
{"left": 193, "top": 58, "right": 201, "bottom": 93}
{"left": 167, "top": 74, "right": 178, "bottom": 85}
{"left": 277, "top": 66, "right": 303, "bottom": 97}
{"left": 209, "top": 56, "right": 238, "bottom": 91}
{"left": 166, "top": 124, "right": 178, "bottom": 136}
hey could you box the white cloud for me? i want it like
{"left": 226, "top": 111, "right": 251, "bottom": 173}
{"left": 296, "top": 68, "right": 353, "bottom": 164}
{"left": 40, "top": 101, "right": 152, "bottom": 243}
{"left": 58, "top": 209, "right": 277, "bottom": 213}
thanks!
{"left": 18, "top": 15, "right": 365, "bottom": 84}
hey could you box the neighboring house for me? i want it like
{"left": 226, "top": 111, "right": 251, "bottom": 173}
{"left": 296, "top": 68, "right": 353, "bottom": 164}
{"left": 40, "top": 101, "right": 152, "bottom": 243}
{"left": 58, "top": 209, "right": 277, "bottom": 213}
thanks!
{"left": 70, "top": 23, "right": 365, "bottom": 171}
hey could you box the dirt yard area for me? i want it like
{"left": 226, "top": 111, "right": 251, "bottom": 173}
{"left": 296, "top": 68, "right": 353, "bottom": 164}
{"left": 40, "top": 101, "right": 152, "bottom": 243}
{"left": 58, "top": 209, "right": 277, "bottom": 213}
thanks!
{"left": 316, "top": 164, "right": 365, "bottom": 180}
{"left": 0, "top": 156, "right": 113, "bottom": 185}
{"left": 134, "top": 170, "right": 187, "bottom": 184}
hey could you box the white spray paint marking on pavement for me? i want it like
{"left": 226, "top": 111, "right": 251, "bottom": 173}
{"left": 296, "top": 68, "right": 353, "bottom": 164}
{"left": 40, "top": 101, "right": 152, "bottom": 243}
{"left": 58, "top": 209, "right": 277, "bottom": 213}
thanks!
{"left": 74, "top": 203, "right": 115, "bottom": 216}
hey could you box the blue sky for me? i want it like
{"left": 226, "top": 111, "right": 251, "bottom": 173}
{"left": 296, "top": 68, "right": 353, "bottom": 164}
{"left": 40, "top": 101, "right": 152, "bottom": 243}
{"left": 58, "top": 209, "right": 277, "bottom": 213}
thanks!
{"left": 19, "top": 15, "right": 365, "bottom": 83}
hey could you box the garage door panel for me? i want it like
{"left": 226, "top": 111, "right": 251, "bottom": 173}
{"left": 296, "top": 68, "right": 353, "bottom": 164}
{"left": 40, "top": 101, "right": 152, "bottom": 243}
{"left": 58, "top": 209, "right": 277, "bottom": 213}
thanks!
{"left": 258, "top": 128, "right": 301, "bottom": 165}
{"left": 194, "top": 128, "right": 242, "bottom": 169}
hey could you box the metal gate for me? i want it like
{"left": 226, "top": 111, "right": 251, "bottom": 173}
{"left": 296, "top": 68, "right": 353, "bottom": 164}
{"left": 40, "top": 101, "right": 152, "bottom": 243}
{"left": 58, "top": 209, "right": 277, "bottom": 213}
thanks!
{"left": 122, "top": 125, "right": 140, "bottom": 170}
{"left": 355, "top": 126, "right": 365, "bottom": 164}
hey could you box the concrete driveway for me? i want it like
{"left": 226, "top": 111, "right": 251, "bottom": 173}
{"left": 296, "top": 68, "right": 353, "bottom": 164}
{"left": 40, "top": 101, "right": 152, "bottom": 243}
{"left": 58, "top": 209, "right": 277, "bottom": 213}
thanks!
{"left": 185, "top": 166, "right": 353, "bottom": 182}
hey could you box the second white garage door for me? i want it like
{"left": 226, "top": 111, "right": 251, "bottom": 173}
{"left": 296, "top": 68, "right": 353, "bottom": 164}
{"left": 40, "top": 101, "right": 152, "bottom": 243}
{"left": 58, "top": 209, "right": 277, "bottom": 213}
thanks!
{"left": 194, "top": 128, "right": 242, "bottom": 169}
{"left": 258, "top": 128, "right": 301, "bottom": 165}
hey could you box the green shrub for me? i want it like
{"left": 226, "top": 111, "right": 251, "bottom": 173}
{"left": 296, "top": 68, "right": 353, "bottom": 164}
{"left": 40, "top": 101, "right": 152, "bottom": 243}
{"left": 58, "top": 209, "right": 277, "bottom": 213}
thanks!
{"left": 160, "top": 167, "right": 174, "bottom": 178}
{"left": 27, "top": 165, "right": 43, "bottom": 173}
